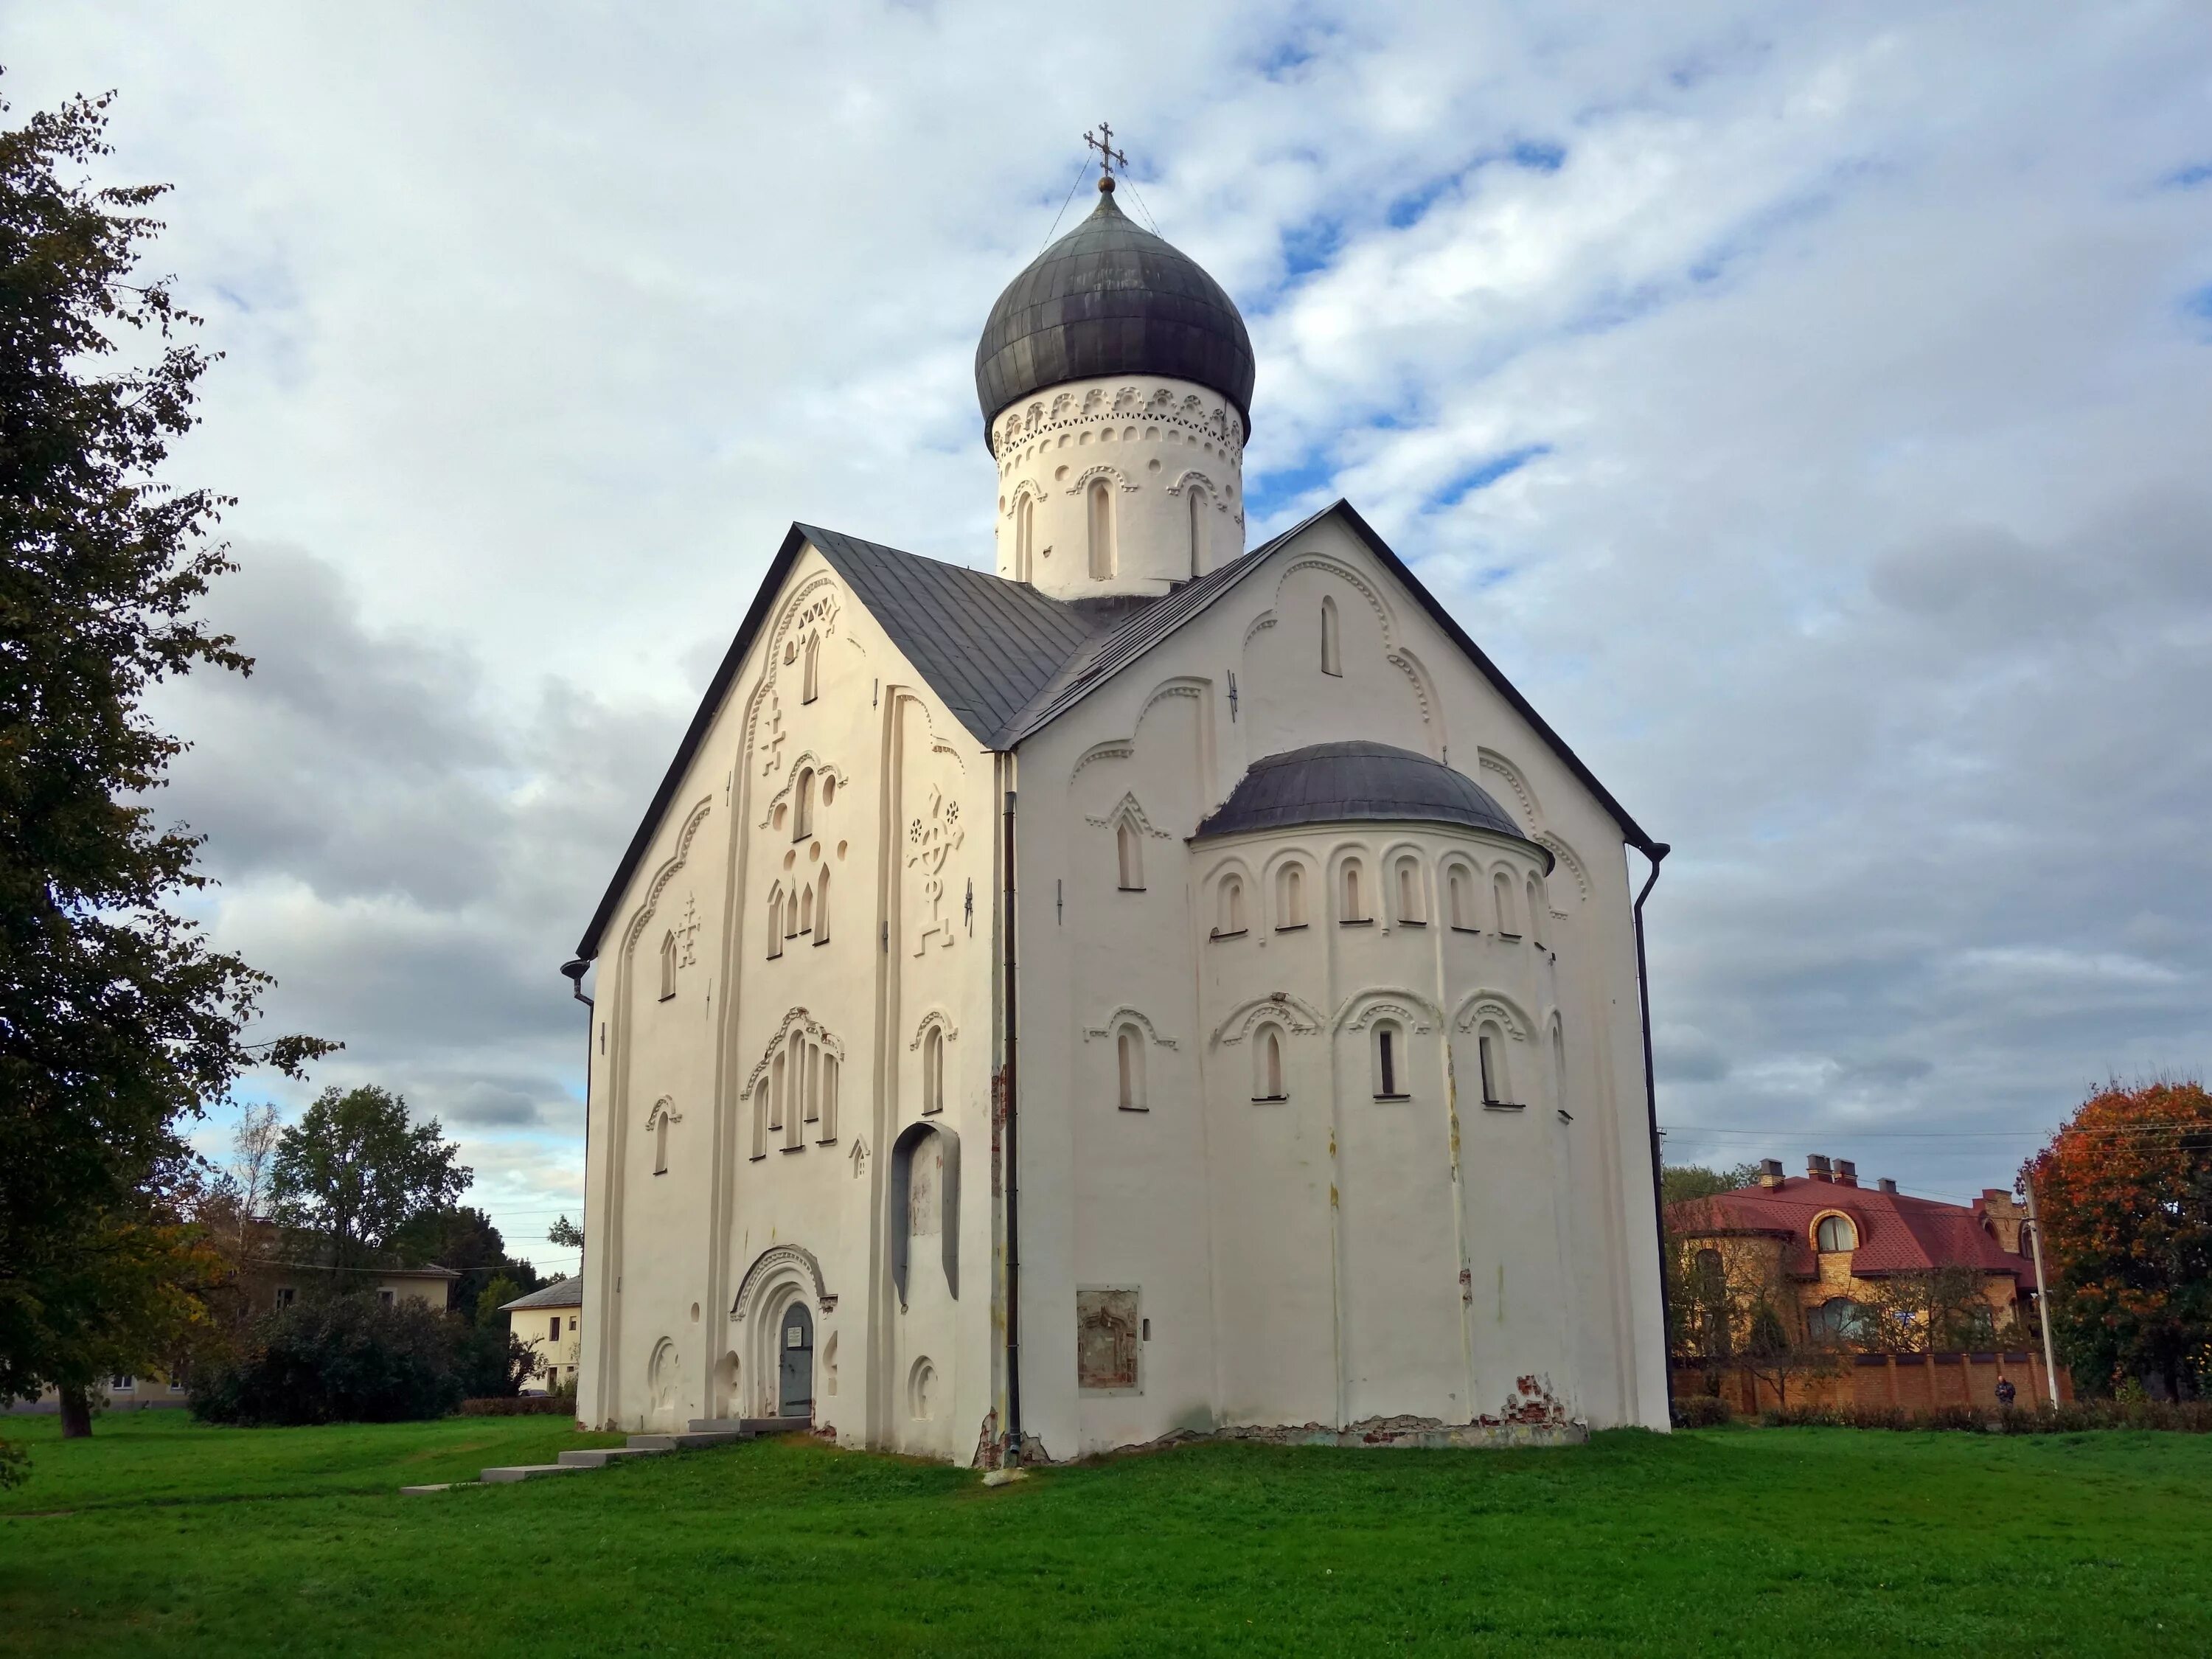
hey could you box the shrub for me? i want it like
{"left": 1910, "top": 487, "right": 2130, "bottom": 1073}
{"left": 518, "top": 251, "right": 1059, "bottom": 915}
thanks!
{"left": 1924, "top": 1405, "right": 1986, "bottom": 1432}
{"left": 0, "top": 1439, "right": 25, "bottom": 1491}
{"left": 1670, "top": 1396, "right": 1733, "bottom": 1429}
{"left": 191, "top": 1298, "right": 473, "bottom": 1426}
{"left": 460, "top": 1394, "right": 570, "bottom": 1416}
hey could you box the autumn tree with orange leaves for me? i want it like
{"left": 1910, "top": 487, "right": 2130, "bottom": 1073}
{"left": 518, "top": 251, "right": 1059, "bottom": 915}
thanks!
{"left": 2024, "top": 1080, "right": 2212, "bottom": 1400}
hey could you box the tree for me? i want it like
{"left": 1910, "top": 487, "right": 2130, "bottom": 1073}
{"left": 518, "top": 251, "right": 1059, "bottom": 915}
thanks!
{"left": 2025, "top": 1079, "right": 2212, "bottom": 1399}
{"left": 268, "top": 1088, "right": 469, "bottom": 1284}
{"left": 228, "top": 1104, "right": 282, "bottom": 1241}
{"left": 390, "top": 1204, "right": 539, "bottom": 1322}
{"left": 0, "top": 87, "right": 333, "bottom": 1435}
{"left": 547, "top": 1214, "right": 584, "bottom": 1253}
{"left": 1860, "top": 1265, "right": 1994, "bottom": 1354}
{"left": 1661, "top": 1162, "right": 1761, "bottom": 1208}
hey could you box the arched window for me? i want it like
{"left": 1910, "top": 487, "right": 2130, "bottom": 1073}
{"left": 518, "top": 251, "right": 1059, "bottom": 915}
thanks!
{"left": 1478, "top": 1021, "right": 1509, "bottom": 1105}
{"left": 1448, "top": 866, "right": 1475, "bottom": 930}
{"left": 922, "top": 1026, "right": 945, "bottom": 1115}
{"left": 653, "top": 1107, "right": 672, "bottom": 1176}
{"left": 1340, "top": 859, "right": 1368, "bottom": 923}
{"left": 1372, "top": 1020, "right": 1405, "bottom": 1099}
{"left": 1276, "top": 863, "right": 1306, "bottom": 928}
{"left": 766, "top": 888, "right": 784, "bottom": 959}
{"left": 1815, "top": 1214, "right": 1857, "bottom": 1253}
{"left": 1088, "top": 479, "right": 1115, "bottom": 580}
{"left": 1186, "top": 485, "right": 1206, "bottom": 577}
{"left": 1217, "top": 874, "right": 1245, "bottom": 936}
{"left": 1527, "top": 875, "right": 1545, "bottom": 945}
{"left": 1551, "top": 1020, "right": 1568, "bottom": 1112}
{"left": 787, "top": 1034, "right": 808, "bottom": 1150}
{"left": 1253, "top": 1023, "right": 1287, "bottom": 1102}
{"left": 813, "top": 869, "right": 830, "bottom": 945}
{"left": 799, "top": 883, "right": 815, "bottom": 935}
{"left": 1116, "top": 1024, "right": 1146, "bottom": 1111}
{"left": 793, "top": 768, "right": 814, "bottom": 840}
{"left": 817, "top": 1054, "right": 838, "bottom": 1142}
{"left": 1015, "top": 493, "right": 1036, "bottom": 582}
{"left": 1395, "top": 857, "right": 1424, "bottom": 924}
{"left": 1321, "top": 596, "right": 1342, "bottom": 676}
{"left": 751, "top": 1079, "right": 770, "bottom": 1160}
{"left": 660, "top": 932, "right": 678, "bottom": 1000}
{"left": 2018, "top": 1221, "right": 2037, "bottom": 1259}
{"left": 1694, "top": 1247, "right": 1724, "bottom": 1288}
{"left": 1492, "top": 870, "right": 1518, "bottom": 937}
{"left": 1807, "top": 1297, "right": 1861, "bottom": 1341}
{"left": 769, "top": 1052, "right": 786, "bottom": 1135}
{"left": 1116, "top": 818, "right": 1144, "bottom": 891}
{"left": 801, "top": 634, "right": 820, "bottom": 703}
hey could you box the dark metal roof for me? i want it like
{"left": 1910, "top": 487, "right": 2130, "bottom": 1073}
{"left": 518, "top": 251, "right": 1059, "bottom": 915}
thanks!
{"left": 498, "top": 1277, "right": 583, "bottom": 1312}
{"left": 799, "top": 525, "right": 1093, "bottom": 744}
{"left": 1194, "top": 740, "right": 1548, "bottom": 864}
{"left": 975, "top": 184, "right": 1255, "bottom": 443}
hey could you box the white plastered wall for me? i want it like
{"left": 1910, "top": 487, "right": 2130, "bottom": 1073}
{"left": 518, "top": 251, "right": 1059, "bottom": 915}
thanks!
{"left": 577, "top": 543, "right": 1001, "bottom": 1461}
{"left": 1008, "top": 512, "right": 1667, "bottom": 1458}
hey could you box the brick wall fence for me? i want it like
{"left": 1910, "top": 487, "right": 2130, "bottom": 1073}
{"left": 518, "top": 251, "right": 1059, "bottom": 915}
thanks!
{"left": 1672, "top": 1350, "right": 2076, "bottom": 1416}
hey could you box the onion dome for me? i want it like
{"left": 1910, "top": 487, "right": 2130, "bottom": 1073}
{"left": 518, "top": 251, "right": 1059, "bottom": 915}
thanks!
{"left": 1195, "top": 741, "right": 1551, "bottom": 868}
{"left": 975, "top": 179, "right": 1256, "bottom": 444}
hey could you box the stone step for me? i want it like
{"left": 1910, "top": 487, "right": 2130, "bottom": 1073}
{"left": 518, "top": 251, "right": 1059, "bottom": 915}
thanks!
{"left": 625, "top": 1430, "right": 742, "bottom": 1451}
{"left": 480, "top": 1462, "right": 585, "bottom": 1484}
{"left": 400, "top": 1481, "right": 476, "bottom": 1495}
{"left": 686, "top": 1417, "right": 808, "bottom": 1436}
{"left": 557, "top": 1447, "right": 669, "bottom": 1469}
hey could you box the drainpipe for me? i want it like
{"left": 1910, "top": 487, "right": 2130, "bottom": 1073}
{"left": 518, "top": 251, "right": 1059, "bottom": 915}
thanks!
{"left": 560, "top": 957, "right": 594, "bottom": 1318}
{"left": 1001, "top": 784, "right": 1023, "bottom": 1464}
{"left": 1630, "top": 844, "right": 1672, "bottom": 1348}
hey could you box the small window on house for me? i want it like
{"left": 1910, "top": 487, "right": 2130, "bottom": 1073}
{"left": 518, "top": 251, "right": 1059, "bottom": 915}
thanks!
{"left": 1527, "top": 874, "right": 1546, "bottom": 945}
{"left": 1321, "top": 596, "right": 1342, "bottom": 676}
{"left": 1492, "top": 870, "right": 1518, "bottom": 937}
{"left": 659, "top": 931, "right": 678, "bottom": 1000}
{"left": 1816, "top": 1214, "right": 1857, "bottom": 1253}
{"left": 1808, "top": 1297, "right": 1862, "bottom": 1341}
{"left": 1216, "top": 874, "right": 1246, "bottom": 936}
{"left": 813, "top": 869, "right": 830, "bottom": 945}
{"left": 1116, "top": 1024, "right": 1147, "bottom": 1111}
{"left": 1694, "top": 1247, "right": 1724, "bottom": 1288}
{"left": 1395, "top": 857, "right": 1424, "bottom": 925}
{"left": 275, "top": 1287, "right": 296, "bottom": 1310}
{"left": 111, "top": 1375, "right": 134, "bottom": 1391}
{"left": 1276, "top": 863, "right": 1307, "bottom": 928}
{"left": 793, "top": 768, "right": 814, "bottom": 839}
{"left": 378, "top": 1289, "right": 394, "bottom": 1307}
{"left": 1340, "top": 859, "right": 1368, "bottom": 923}
{"left": 1088, "top": 479, "right": 1116, "bottom": 580}
{"left": 1373, "top": 1020, "right": 1405, "bottom": 1099}
{"left": 1116, "top": 818, "right": 1144, "bottom": 891}
{"left": 1448, "top": 866, "right": 1475, "bottom": 930}
{"left": 1478, "top": 1022, "right": 1509, "bottom": 1105}
{"left": 801, "top": 634, "right": 820, "bottom": 703}
{"left": 766, "top": 887, "right": 784, "bottom": 959}
{"left": 1253, "top": 1023, "right": 1287, "bottom": 1102}
{"left": 922, "top": 1026, "right": 945, "bottom": 1115}
{"left": 549, "top": 1316, "right": 562, "bottom": 1342}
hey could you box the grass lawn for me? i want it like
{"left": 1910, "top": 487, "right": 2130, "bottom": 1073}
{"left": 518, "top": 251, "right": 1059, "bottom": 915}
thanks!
{"left": 2, "top": 1413, "right": 2208, "bottom": 1656}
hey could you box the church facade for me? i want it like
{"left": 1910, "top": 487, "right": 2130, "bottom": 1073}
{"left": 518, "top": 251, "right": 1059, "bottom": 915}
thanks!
{"left": 568, "top": 175, "right": 1672, "bottom": 1461}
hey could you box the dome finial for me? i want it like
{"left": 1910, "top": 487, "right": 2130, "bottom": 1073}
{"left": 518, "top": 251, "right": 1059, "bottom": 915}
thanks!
{"left": 1083, "top": 122, "right": 1127, "bottom": 192}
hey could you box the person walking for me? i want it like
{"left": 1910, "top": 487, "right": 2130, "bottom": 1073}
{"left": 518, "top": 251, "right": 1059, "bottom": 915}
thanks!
{"left": 1995, "top": 1375, "right": 2017, "bottom": 1408}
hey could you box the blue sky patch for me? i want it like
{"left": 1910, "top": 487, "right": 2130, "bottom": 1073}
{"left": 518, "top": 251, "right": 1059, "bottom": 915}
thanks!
{"left": 1511, "top": 139, "right": 1567, "bottom": 173}
{"left": 2163, "top": 161, "right": 2212, "bottom": 189}
{"left": 1432, "top": 444, "right": 1552, "bottom": 509}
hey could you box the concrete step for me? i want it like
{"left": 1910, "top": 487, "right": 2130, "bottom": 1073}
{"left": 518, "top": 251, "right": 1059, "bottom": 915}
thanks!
{"left": 400, "top": 1481, "right": 476, "bottom": 1495}
{"left": 480, "top": 1463, "right": 585, "bottom": 1484}
{"left": 625, "top": 1430, "right": 741, "bottom": 1451}
{"left": 557, "top": 1447, "right": 669, "bottom": 1470}
{"left": 686, "top": 1417, "right": 809, "bottom": 1436}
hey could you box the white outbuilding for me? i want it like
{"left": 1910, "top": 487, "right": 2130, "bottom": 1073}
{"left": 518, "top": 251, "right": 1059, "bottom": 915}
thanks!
{"left": 568, "top": 173, "right": 1672, "bottom": 1461}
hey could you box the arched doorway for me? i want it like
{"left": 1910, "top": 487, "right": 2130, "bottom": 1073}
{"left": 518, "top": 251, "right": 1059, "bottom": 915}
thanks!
{"left": 779, "top": 1302, "right": 814, "bottom": 1419}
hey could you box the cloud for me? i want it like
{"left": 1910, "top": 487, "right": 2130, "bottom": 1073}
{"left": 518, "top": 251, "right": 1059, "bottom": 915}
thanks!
{"left": 16, "top": 0, "right": 2212, "bottom": 1219}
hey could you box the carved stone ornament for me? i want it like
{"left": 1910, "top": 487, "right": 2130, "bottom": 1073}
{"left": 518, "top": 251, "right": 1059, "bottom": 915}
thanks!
{"left": 908, "top": 785, "right": 964, "bottom": 956}
{"left": 730, "top": 1242, "right": 832, "bottom": 1321}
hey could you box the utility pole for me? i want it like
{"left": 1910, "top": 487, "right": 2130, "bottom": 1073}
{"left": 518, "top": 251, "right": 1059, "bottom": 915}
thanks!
{"left": 2024, "top": 1177, "right": 2062, "bottom": 1406}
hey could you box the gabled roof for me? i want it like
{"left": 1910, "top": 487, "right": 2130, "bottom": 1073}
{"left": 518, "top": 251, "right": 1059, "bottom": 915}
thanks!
{"left": 1669, "top": 1178, "right": 2039, "bottom": 1282}
{"left": 500, "top": 1277, "right": 584, "bottom": 1312}
{"left": 576, "top": 505, "right": 1655, "bottom": 959}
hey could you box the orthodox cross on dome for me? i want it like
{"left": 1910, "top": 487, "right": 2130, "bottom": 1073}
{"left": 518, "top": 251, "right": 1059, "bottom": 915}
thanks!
{"left": 1084, "top": 122, "right": 1128, "bottom": 186}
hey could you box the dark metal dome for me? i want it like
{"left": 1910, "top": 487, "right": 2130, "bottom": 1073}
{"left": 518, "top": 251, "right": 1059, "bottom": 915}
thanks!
{"left": 975, "top": 182, "right": 1255, "bottom": 445}
{"left": 1195, "top": 741, "right": 1550, "bottom": 866}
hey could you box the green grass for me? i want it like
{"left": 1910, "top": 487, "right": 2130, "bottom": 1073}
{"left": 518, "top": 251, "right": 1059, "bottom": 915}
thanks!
{"left": 2, "top": 1413, "right": 2208, "bottom": 1655}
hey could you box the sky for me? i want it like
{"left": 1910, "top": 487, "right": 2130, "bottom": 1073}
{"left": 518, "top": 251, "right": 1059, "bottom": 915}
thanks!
{"left": 10, "top": 1, "right": 2211, "bottom": 1270}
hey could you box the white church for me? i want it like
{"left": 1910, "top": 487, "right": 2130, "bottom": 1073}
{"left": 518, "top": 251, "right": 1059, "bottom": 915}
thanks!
{"left": 568, "top": 166, "right": 1672, "bottom": 1462}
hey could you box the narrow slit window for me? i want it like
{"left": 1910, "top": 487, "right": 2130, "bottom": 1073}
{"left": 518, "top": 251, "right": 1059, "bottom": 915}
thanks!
{"left": 818, "top": 1054, "right": 838, "bottom": 1142}
{"left": 653, "top": 1109, "right": 671, "bottom": 1175}
{"left": 801, "top": 634, "right": 820, "bottom": 703}
{"left": 1276, "top": 863, "right": 1306, "bottom": 928}
{"left": 1527, "top": 875, "right": 1545, "bottom": 945}
{"left": 1116, "top": 1024, "right": 1147, "bottom": 1111}
{"left": 767, "top": 887, "right": 784, "bottom": 958}
{"left": 1186, "top": 485, "right": 1206, "bottom": 577}
{"left": 1116, "top": 818, "right": 1144, "bottom": 891}
{"left": 751, "top": 1081, "right": 769, "bottom": 1159}
{"left": 786, "top": 1036, "right": 807, "bottom": 1149}
{"left": 813, "top": 869, "right": 830, "bottom": 944}
{"left": 1396, "top": 858, "right": 1423, "bottom": 924}
{"left": 800, "top": 883, "right": 815, "bottom": 934}
{"left": 1478, "top": 1024, "right": 1507, "bottom": 1105}
{"left": 1449, "top": 866, "right": 1473, "bottom": 929}
{"left": 1321, "top": 596, "right": 1342, "bottom": 676}
{"left": 1217, "top": 874, "right": 1245, "bottom": 935}
{"left": 769, "top": 1054, "right": 787, "bottom": 1131}
{"left": 1255, "top": 1023, "right": 1286, "bottom": 1102}
{"left": 793, "top": 768, "right": 814, "bottom": 840}
{"left": 922, "top": 1026, "right": 944, "bottom": 1115}
{"left": 1374, "top": 1020, "right": 1404, "bottom": 1099}
{"left": 1015, "top": 493, "right": 1036, "bottom": 582}
{"left": 803, "top": 1041, "right": 821, "bottom": 1126}
{"left": 1551, "top": 1020, "right": 1568, "bottom": 1111}
{"left": 1493, "top": 871, "right": 1517, "bottom": 936}
{"left": 1088, "top": 479, "right": 1115, "bottom": 580}
{"left": 1340, "top": 860, "right": 1367, "bottom": 922}
{"left": 659, "top": 932, "right": 678, "bottom": 1000}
